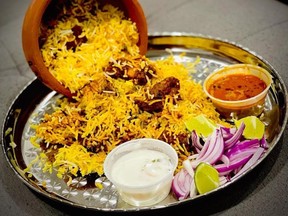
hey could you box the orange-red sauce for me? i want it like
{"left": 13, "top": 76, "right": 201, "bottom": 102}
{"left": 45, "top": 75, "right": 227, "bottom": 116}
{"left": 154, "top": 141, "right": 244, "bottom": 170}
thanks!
{"left": 208, "top": 74, "right": 267, "bottom": 101}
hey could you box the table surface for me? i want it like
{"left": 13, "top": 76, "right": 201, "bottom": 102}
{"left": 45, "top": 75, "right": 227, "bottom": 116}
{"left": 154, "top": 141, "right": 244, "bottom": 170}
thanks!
{"left": 1, "top": 0, "right": 288, "bottom": 215}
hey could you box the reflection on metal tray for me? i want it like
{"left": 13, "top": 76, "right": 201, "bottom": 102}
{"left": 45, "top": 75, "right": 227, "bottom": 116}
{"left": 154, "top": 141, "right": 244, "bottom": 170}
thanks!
{"left": 2, "top": 33, "right": 288, "bottom": 212}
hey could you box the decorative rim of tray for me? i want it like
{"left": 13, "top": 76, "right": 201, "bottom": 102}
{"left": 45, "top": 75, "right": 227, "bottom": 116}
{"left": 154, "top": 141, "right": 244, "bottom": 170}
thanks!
{"left": 2, "top": 32, "right": 288, "bottom": 212}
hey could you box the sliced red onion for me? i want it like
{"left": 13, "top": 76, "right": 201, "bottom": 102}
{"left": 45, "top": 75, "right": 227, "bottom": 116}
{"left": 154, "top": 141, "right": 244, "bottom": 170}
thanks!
{"left": 175, "top": 120, "right": 268, "bottom": 200}
{"left": 225, "top": 139, "right": 260, "bottom": 158}
{"left": 200, "top": 129, "right": 224, "bottom": 165}
{"left": 191, "top": 130, "right": 203, "bottom": 151}
{"left": 182, "top": 160, "right": 197, "bottom": 198}
{"left": 224, "top": 122, "right": 245, "bottom": 149}
{"left": 260, "top": 136, "right": 269, "bottom": 149}
{"left": 214, "top": 154, "right": 252, "bottom": 176}
{"left": 191, "top": 129, "right": 224, "bottom": 167}
{"left": 220, "top": 126, "right": 237, "bottom": 140}
{"left": 197, "top": 135, "right": 211, "bottom": 159}
{"left": 228, "top": 147, "right": 259, "bottom": 161}
{"left": 191, "top": 134, "right": 213, "bottom": 168}
{"left": 232, "top": 147, "right": 265, "bottom": 179}
{"left": 189, "top": 178, "right": 197, "bottom": 198}
{"left": 198, "top": 130, "right": 217, "bottom": 160}
{"left": 183, "top": 159, "right": 195, "bottom": 178}
{"left": 191, "top": 160, "right": 199, "bottom": 169}
{"left": 171, "top": 168, "right": 192, "bottom": 200}
{"left": 219, "top": 176, "right": 229, "bottom": 186}
{"left": 218, "top": 169, "right": 233, "bottom": 177}
{"left": 233, "top": 166, "right": 242, "bottom": 175}
{"left": 219, "top": 154, "right": 230, "bottom": 166}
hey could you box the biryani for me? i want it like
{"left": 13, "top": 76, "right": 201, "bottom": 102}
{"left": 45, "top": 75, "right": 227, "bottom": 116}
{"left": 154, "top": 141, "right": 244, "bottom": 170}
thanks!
{"left": 40, "top": 0, "right": 140, "bottom": 93}
{"left": 29, "top": 0, "right": 229, "bottom": 184}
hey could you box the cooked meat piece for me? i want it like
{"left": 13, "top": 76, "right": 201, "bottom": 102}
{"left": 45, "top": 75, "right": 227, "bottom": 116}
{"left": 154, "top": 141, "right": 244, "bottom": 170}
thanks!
{"left": 80, "top": 79, "right": 114, "bottom": 95}
{"left": 135, "top": 100, "right": 163, "bottom": 113}
{"left": 76, "top": 35, "right": 88, "bottom": 45}
{"left": 135, "top": 77, "right": 180, "bottom": 113}
{"left": 127, "top": 68, "right": 147, "bottom": 85}
{"left": 104, "top": 57, "right": 156, "bottom": 85}
{"left": 105, "top": 63, "right": 148, "bottom": 85}
{"left": 72, "top": 25, "right": 83, "bottom": 37}
{"left": 65, "top": 41, "right": 77, "bottom": 51}
{"left": 150, "top": 77, "right": 180, "bottom": 99}
{"left": 105, "top": 64, "right": 123, "bottom": 78}
{"left": 65, "top": 25, "right": 88, "bottom": 51}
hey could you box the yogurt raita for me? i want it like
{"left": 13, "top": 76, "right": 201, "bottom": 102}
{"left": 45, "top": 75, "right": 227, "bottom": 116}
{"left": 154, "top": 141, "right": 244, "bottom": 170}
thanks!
{"left": 111, "top": 149, "right": 173, "bottom": 187}
{"left": 104, "top": 138, "right": 178, "bottom": 206}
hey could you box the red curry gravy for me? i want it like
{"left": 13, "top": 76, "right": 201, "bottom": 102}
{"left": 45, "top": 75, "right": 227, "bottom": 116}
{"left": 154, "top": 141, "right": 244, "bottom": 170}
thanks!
{"left": 208, "top": 74, "right": 267, "bottom": 101}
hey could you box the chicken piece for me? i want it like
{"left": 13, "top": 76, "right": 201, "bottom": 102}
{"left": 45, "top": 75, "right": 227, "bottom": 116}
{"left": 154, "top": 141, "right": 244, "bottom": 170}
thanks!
{"left": 104, "top": 57, "right": 156, "bottom": 85}
{"left": 150, "top": 77, "right": 180, "bottom": 99}
{"left": 65, "top": 25, "right": 88, "bottom": 51}
{"left": 135, "top": 100, "right": 163, "bottom": 113}
{"left": 135, "top": 77, "right": 180, "bottom": 113}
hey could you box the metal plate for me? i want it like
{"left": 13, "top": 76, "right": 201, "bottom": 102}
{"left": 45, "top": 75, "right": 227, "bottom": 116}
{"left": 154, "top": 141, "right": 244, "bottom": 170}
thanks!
{"left": 2, "top": 33, "right": 288, "bottom": 212}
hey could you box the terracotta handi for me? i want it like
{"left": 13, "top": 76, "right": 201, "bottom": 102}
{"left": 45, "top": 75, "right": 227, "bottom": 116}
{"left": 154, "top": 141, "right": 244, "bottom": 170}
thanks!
{"left": 22, "top": 0, "right": 148, "bottom": 97}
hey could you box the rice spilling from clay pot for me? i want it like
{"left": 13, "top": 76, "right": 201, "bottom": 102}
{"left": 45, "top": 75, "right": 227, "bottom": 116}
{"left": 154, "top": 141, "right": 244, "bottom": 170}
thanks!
{"left": 40, "top": 0, "right": 140, "bottom": 93}
{"left": 28, "top": 0, "right": 228, "bottom": 184}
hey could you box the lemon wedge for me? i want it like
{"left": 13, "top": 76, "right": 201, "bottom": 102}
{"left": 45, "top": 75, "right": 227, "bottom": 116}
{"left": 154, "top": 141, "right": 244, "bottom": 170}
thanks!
{"left": 185, "top": 114, "right": 217, "bottom": 137}
{"left": 234, "top": 116, "right": 265, "bottom": 139}
{"left": 194, "top": 162, "right": 220, "bottom": 194}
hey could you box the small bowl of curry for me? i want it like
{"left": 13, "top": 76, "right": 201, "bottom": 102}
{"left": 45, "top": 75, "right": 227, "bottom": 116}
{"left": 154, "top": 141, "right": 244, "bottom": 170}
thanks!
{"left": 203, "top": 64, "right": 272, "bottom": 119}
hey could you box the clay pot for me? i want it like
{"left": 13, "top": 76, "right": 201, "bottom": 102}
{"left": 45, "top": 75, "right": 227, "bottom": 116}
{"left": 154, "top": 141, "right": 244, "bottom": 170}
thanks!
{"left": 22, "top": 0, "right": 148, "bottom": 97}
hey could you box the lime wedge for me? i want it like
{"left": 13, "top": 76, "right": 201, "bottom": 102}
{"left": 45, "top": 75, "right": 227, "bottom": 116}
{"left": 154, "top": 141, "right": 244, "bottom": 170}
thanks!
{"left": 185, "top": 114, "right": 217, "bottom": 137}
{"left": 234, "top": 116, "right": 265, "bottom": 139}
{"left": 194, "top": 162, "right": 220, "bottom": 194}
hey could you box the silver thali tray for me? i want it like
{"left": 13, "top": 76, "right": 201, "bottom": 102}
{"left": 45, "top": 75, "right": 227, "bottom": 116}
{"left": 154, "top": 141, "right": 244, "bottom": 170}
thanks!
{"left": 2, "top": 33, "right": 288, "bottom": 212}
